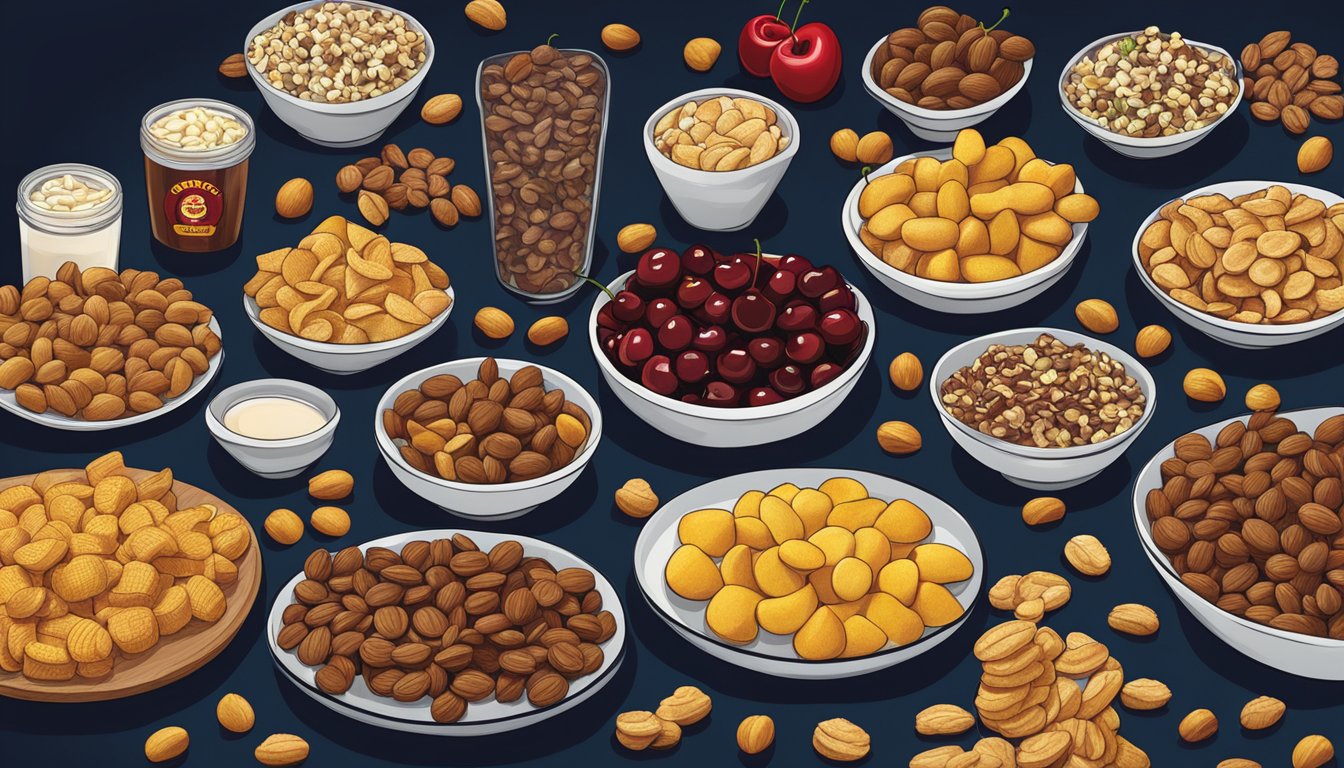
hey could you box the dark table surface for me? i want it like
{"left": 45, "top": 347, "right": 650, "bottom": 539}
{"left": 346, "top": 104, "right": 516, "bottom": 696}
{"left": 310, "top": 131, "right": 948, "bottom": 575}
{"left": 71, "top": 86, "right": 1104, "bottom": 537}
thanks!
{"left": 3, "top": 0, "right": 1342, "bottom": 765}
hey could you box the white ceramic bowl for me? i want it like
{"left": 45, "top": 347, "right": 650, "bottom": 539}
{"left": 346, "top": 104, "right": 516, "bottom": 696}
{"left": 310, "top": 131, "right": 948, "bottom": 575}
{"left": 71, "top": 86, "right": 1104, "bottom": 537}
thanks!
{"left": 861, "top": 37, "right": 1033, "bottom": 143}
{"left": 205, "top": 379, "right": 339, "bottom": 478}
{"left": 374, "top": 359, "right": 602, "bottom": 520}
{"left": 643, "top": 88, "right": 799, "bottom": 232}
{"left": 1132, "top": 407, "right": 1344, "bottom": 680}
{"left": 243, "top": 286, "right": 452, "bottom": 375}
{"left": 931, "top": 328, "right": 1157, "bottom": 489}
{"left": 588, "top": 268, "right": 876, "bottom": 448}
{"left": 1132, "top": 180, "right": 1344, "bottom": 348}
{"left": 842, "top": 148, "right": 1089, "bottom": 314}
{"left": 269, "top": 528, "right": 626, "bottom": 733}
{"left": 244, "top": 1, "right": 434, "bottom": 147}
{"left": 0, "top": 317, "right": 223, "bottom": 431}
{"left": 1058, "top": 32, "right": 1243, "bottom": 159}
{"left": 634, "top": 468, "right": 983, "bottom": 679}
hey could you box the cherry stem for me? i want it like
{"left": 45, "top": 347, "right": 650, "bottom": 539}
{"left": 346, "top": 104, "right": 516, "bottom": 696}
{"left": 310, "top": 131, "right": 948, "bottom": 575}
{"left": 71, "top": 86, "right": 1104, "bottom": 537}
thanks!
{"left": 773, "top": 0, "right": 788, "bottom": 21}
{"left": 980, "top": 7, "right": 1010, "bottom": 33}
{"left": 752, "top": 239, "right": 764, "bottom": 286}
{"left": 861, "top": 165, "right": 872, "bottom": 184}
{"left": 788, "top": 0, "right": 810, "bottom": 38}
{"left": 574, "top": 272, "right": 614, "bottom": 300}
{"left": 546, "top": 33, "right": 560, "bottom": 46}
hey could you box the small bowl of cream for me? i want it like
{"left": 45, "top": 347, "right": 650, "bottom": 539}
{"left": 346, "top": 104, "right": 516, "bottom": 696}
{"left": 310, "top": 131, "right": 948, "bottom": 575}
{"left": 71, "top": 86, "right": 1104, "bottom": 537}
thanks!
{"left": 205, "top": 379, "right": 339, "bottom": 478}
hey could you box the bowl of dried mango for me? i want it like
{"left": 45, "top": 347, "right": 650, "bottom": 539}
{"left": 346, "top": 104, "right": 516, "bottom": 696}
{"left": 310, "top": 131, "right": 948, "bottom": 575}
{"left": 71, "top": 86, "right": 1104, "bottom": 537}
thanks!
{"left": 633, "top": 468, "right": 982, "bottom": 678}
{"left": 243, "top": 215, "right": 454, "bottom": 374}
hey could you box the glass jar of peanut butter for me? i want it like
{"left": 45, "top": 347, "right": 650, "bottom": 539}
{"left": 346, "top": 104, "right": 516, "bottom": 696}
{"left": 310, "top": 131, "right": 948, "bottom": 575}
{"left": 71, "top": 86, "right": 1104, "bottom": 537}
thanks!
{"left": 140, "top": 99, "right": 255, "bottom": 252}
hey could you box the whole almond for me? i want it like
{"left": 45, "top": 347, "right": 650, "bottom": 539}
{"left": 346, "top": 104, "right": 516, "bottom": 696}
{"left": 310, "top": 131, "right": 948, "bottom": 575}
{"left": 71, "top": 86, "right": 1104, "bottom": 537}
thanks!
{"left": 830, "top": 129, "right": 860, "bottom": 162}
{"left": 219, "top": 53, "right": 247, "bottom": 78}
{"left": 1134, "top": 324, "right": 1171, "bottom": 358}
{"left": 1022, "top": 497, "right": 1065, "bottom": 526}
{"left": 616, "top": 223, "right": 657, "bottom": 254}
{"left": 474, "top": 307, "right": 514, "bottom": 339}
{"left": 1075, "top": 298, "right": 1119, "bottom": 333}
{"left": 1281, "top": 104, "right": 1311, "bottom": 134}
{"left": 275, "top": 178, "right": 314, "bottom": 219}
{"left": 450, "top": 184, "right": 482, "bottom": 217}
{"left": 1292, "top": 735, "right": 1334, "bottom": 768}
{"left": 615, "top": 478, "right": 659, "bottom": 518}
{"left": 465, "top": 0, "right": 507, "bottom": 31}
{"left": 422, "top": 93, "right": 463, "bottom": 125}
{"left": 335, "top": 165, "right": 364, "bottom": 193}
{"left": 656, "top": 685, "right": 712, "bottom": 725}
{"left": 311, "top": 506, "right": 351, "bottom": 537}
{"left": 1120, "top": 678, "right": 1172, "bottom": 710}
{"left": 856, "top": 131, "right": 894, "bottom": 164}
{"left": 1017, "top": 731, "right": 1072, "bottom": 767}
{"left": 361, "top": 165, "right": 395, "bottom": 192}
{"left": 431, "top": 197, "right": 460, "bottom": 227}
{"left": 615, "top": 711, "right": 663, "bottom": 751}
{"left": 1245, "top": 383, "right": 1281, "bottom": 412}
{"left": 1239, "top": 695, "right": 1285, "bottom": 730}
{"left": 912, "top": 746, "right": 967, "bottom": 767}
{"left": 737, "top": 715, "right": 775, "bottom": 754}
{"left": 813, "top": 718, "right": 870, "bottom": 762}
{"left": 601, "top": 23, "right": 640, "bottom": 51}
{"left": 1179, "top": 708, "right": 1218, "bottom": 742}
{"left": 144, "top": 726, "right": 189, "bottom": 763}
{"left": 309, "top": 469, "right": 353, "bottom": 500}
{"left": 265, "top": 508, "right": 304, "bottom": 546}
{"left": 1064, "top": 534, "right": 1111, "bottom": 576}
{"left": 1219, "top": 760, "right": 1262, "bottom": 768}
{"left": 1183, "top": 368, "right": 1227, "bottom": 402}
{"left": 915, "top": 704, "right": 975, "bottom": 735}
{"left": 1108, "top": 603, "right": 1159, "bottom": 636}
{"left": 357, "top": 190, "right": 389, "bottom": 226}
{"left": 888, "top": 352, "right": 923, "bottom": 391}
{"left": 527, "top": 316, "right": 569, "bottom": 346}
{"left": 1297, "top": 135, "right": 1333, "bottom": 173}
{"left": 683, "top": 37, "right": 722, "bottom": 72}
{"left": 877, "top": 420, "right": 921, "bottom": 455}
{"left": 216, "top": 693, "right": 255, "bottom": 733}
{"left": 255, "top": 733, "right": 310, "bottom": 766}
{"left": 1259, "top": 31, "right": 1291, "bottom": 59}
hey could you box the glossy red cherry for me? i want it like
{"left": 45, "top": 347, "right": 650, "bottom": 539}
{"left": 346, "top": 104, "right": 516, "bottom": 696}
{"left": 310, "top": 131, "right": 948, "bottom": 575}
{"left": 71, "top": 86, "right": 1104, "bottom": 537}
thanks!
{"left": 819, "top": 309, "right": 861, "bottom": 345}
{"left": 597, "top": 303, "right": 622, "bottom": 331}
{"left": 748, "top": 336, "right": 784, "bottom": 367}
{"left": 700, "top": 292, "right": 732, "bottom": 324}
{"left": 703, "top": 380, "right": 740, "bottom": 407}
{"left": 811, "top": 362, "right": 845, "bottom": 389}
{"left": 786, "top": 331, "right": 824, "bottom": 364}
{"left": 818, "top": 285, "right": 855, "bottom": 312}
{"left": 646, "top": 297, "right": 678, "bottom": 329}
{"left": 640, "top": 355, "right": 679, "bottom": 396}
{"left": 717, "top": 347, "right": 757, "bottom": 384}
{"left": 658, "top": 315, "right": 693, "bottom": 351}
{"left": 675, "top": 350, "right": 711, "bottom": 383}
{"left": 777, "top": 253, "right": 814, "bottom": 274}
{"left": 747, "top": 387, "right": 784, "bottom": 406}
{"left": 618, "top": 327, "right": 654, "bottom": 367}
{"left": 637, "top": 248, "right": 681, "bottom": 287}
{"left": 731, "top": 291, "right": 777, "bottom": 333}
{"left": 798, "top": 266, "right": 839, "bottom": 298}
{"left": 611, "top": 290, "right": 644, "bottom": 322}
{"left": 603, "top": 331, "right": 623, "bottom": 357}
{"left": 769, "top": 364, "right": 806, "bottom": 395}
{"left": 712, "top": 261, "right": 752, "bottom": 292}
{"left": 676, "top": 277, "right": 712, "bottom": 309}
{"left": 765, "top": 269, "right": 796, "bottom": 303}
{"left": 681, "top": 244, "right": 716, "bottom": 275}
{"left": 693, "top": 325, "right": 728, "bottom": 353}
{"left": 776, "top": 302, "right": 817, "bottom": 332}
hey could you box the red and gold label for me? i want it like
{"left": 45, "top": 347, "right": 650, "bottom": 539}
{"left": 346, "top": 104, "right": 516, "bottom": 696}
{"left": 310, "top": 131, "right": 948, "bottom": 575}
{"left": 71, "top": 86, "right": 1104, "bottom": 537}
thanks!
{"left": 163, "top": 178, "right": 224, "bottom": 237}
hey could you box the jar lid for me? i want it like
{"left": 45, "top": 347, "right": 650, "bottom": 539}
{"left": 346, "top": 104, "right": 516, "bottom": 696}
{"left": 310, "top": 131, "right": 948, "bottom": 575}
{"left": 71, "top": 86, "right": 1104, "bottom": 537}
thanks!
{"left": 140, "top": 98, "right": 256, "bottom": 171}
{"left": 16, "top": 163, "right": 124, "bottom": 235}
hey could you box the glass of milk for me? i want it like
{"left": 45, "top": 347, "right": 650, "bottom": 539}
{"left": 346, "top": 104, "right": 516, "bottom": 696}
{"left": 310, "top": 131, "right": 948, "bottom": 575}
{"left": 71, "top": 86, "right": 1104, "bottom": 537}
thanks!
{"left": 16, "top": 163, "right": 123, "bottom": 283}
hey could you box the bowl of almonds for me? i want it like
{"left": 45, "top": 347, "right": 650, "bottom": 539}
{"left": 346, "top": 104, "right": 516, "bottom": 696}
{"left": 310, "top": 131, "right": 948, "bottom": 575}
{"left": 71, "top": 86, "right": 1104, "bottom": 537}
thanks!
{"left": 374, "top": 358, "right": 601, "bottom": 520}
{"left": 1132, "top": 181, "right": 1344, "bottom": 348}
{"left": 1131, "top": 407, "right": 1344, "bottom": 679}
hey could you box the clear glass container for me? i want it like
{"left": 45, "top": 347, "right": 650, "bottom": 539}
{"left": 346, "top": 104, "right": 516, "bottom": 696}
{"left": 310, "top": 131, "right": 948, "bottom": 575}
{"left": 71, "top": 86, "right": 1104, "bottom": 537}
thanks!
{"left": 16, "top": 163, "right": 123, "bottom": 283}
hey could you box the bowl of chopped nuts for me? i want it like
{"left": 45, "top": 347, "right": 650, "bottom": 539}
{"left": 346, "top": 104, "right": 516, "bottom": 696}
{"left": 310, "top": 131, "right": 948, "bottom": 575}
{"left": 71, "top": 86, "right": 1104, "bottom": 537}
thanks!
{"left": 244, "top": 1, "right": 434, "bottom": 147}
{"left": 1058, "top": 28, "right": 1243, "bottom": 159}
{"left": 931, "top": 329, "right": 1157, "bottom": 489}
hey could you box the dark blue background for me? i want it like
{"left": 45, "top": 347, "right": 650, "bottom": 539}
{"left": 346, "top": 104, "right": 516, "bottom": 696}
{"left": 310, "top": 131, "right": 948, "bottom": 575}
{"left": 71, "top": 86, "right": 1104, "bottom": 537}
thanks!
{"left": 3, "top": 0, "right": 1341, "bottom": 765}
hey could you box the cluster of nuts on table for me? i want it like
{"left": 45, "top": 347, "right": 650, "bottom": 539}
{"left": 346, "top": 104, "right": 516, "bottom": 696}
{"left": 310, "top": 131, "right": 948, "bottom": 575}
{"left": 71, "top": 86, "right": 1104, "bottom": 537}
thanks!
{"left": 336, "top": 144, "right": 481, "bottom": 228}
{"left": 1241, "top": 30, "right": 1342, "bottom": 134}
{"left": 0, "top": 452, "right": 246, "bottom": 681}
{"left": 664, "top": 477, "right": 972, "bottom": 660}
{"left": 276, "top": 534, "right": 616, "bottom": 722}
{"left": 939, "top": 333, "right": 1148, "bottom": 448}
{"left": 857, "top": 129, "right": 1099, "bottom": 283}
{"left": 652, "top": 95, "right": 789, "bottom": 171}
{"left": 1137, "top": 185, "right": 1344, "bottom": 325}
{"left": 872, "top": 6, "right": 1035, "bottom": 110}
{"left": 0, "top": 264, "right": 221, "bottom": 421}
{"left": 247, "top": 1, "right": 427, "bottom": 103}
{"left": 1063, "top": 26, "right": 1240, "bottom": 137}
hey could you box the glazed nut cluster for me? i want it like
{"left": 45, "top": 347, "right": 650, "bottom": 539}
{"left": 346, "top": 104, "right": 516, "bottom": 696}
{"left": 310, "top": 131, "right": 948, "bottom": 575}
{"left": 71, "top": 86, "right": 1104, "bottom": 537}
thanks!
{"left": 939, "top": 333, "right": 1147, "bottom": 448}
{"left": 277, "top": 534, "right": 616, "bottom": 723}
{"left": 248, "top": 1, "right": 427, "bottom": 104}
{"left": 147, "top": 106, "right": 248, "bottom": 151}
{"left": 1145, "top": 412, "right": 1344, "bottom": 639}
{"left": 1064, "top": 26, "right": 1239, "bottom": 137}
{"left": 1138, "top": 185, "right": 1344, "bottom": 324}
{"left": 0, "top": 452, "right": 245, "bottom": 682}
{"left": 652, "top": 96, "right": 788, "bottom": 171}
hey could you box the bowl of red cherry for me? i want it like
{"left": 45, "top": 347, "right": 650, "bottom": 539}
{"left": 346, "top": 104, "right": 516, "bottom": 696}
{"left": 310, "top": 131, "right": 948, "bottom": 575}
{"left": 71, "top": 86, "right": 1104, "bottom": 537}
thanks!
{"left": 588, "top": 243, "right": 875, "bottom": 447}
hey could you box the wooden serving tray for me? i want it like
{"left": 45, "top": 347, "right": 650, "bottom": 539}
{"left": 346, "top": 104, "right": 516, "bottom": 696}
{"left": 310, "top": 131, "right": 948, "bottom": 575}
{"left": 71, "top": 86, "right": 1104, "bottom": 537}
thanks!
{"left": 0, "top": 468, "right": 261, "bottom": 702}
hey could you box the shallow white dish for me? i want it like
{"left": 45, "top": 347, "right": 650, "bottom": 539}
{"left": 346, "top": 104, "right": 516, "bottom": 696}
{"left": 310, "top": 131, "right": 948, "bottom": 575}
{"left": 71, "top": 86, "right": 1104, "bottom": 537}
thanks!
{"left": 861, "top": 37, "right": 1033, "bottom": 143}
{"left": 931, "top": 328, "right": 1157, "bottom": 489}
{"left": 1131, "top": 180, "right": 1344, "bottom": 348}
{"left": 205, "top": 379, "right": 339, "bottom": 478}
{"left": 0, "top": 317, "right": 224, "bottom": 431}
{"left": 842, "top": 149, "right": 1089, "bottom": 314}
{"left": 267, "top": 528, "right": 626, "bottom": 734}
{"left": 1131, "top": 407, "right": 1344, "bottom": 680}
{"left": 1058, "top": 32, "right": 1243, "bottom": 159}
{"left": 634, "top": 468, "right": 982, "bottom": 679}
{"left": 244, "top": 1, "right": 434, "bottom": 147}
{"left": 243, "top": 286, "right": 453, "bottom": 375}
{"left": 643, "top": 88, "right": 799, "bottom": 232}
{"left": 588, "top": 267, "right": 875, "bottom": 448}
{"left": 374, "top": 358, "right": 601, "bottom": 520}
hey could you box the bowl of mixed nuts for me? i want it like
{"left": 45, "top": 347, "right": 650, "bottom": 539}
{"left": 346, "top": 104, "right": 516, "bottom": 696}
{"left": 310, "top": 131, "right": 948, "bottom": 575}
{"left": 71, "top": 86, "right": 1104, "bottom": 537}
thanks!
{"left": 1132, "top": 181, "right": 1344, "bottom": 348}
{"left": 374, "top": 358, "right": 602, "bottom": 520}
{"left": 1131, "top": 407, "right": 1344, "bottom": 679}
{"left": 1058, "top": 27, "right": 1242, "bottom": 159}
{"left": 244, "top": 1, "right": 434, "bottom": 147}
{"left": 931, "top": 329, "right": 1156, "bottom": 489}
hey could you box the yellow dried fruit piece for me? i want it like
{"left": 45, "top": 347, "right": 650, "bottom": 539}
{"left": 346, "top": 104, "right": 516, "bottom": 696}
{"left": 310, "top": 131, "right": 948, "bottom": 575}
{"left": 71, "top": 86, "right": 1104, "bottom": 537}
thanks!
{"left": 154, "top": 585, "right": 193, "bottom": 636}
{"left": 50, "top": 554, "right": 109, "bottom": 602}
{"left": 874, "top": 499, "right": 932, "bottom": 542}
{"left": 719, "top": 544, "right": 759, "bottom": 590}
{"left": 185, "top": 575, "right": 225, "bottom": 622}
{"left": 877, "top": 558, "right": 920, "bottom": 605}
{"left": 827, "top": 498, "right": 886, "bottom": 531}
{"left": 757, "top": 584, "right": 819, "bottom": 635}
{"left": 734, "top": 517, "right": 775, "bottom": 550}
{"left": 864, "top": 592, "right": 925, "bottom": 645}
{"left": 832, "top": 557, "right": 873, "bottom": 602}
{"left": 794, "top": 606, "right": 846, "bottom": 660}
{"left": 852, "top": 527, "right": 892, "bottom": 574}
{"left": 108, "top": 606, "right": 160, "bottom": 654}
{"left": 778, "top": 539, "right": 825, "bottom": 571}
{"left": 818, "top": 477, "right": 867, "bottom": 504}
{"left": 665, "top": 544, "right": 723, "bottom": 600}
{"left": 808, "top": 526, "right": 856, "bottom": 566}
{"left": 732, "top": 490, "right": 764, "bottom": 518}
{"left": 912, "top": 582, "right": 965, "bottom": 626}
{"left": 706, "top": 585, "right": 763, "bottom": 643}
{"left": 759, "top": 496, "right": 805, "bottom": 544}
{"left": 909, "top": 543, "right": 975, "bottom": 583}
{"left": 753, "top": 546, "right": 806, "bottom": 597}
{"left": 677, "top": 508, "right": 735, "bottom": 557}
{"left": 841, "top": 615, "right": 888, "bottom": 657}
{"left": 767, "top": 482, "right": 801, "bottom": 503}
{"left": 790, "top": 488, "right": 833, "bottom": 536}
{"left": 66, "top": 617, "right": 113, "bottom": 663}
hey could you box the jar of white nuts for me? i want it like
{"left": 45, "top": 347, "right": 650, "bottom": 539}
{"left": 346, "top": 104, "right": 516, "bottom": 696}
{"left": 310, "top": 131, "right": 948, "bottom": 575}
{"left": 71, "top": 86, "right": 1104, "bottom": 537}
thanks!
{"left": 15, "top": 163, "right": 123, "bottom": 282}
